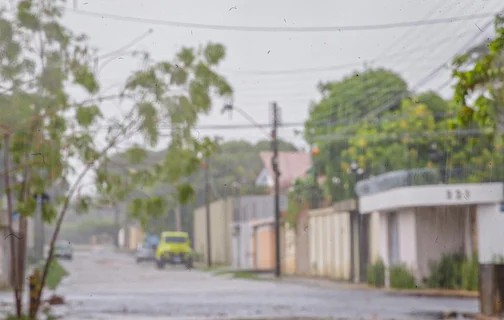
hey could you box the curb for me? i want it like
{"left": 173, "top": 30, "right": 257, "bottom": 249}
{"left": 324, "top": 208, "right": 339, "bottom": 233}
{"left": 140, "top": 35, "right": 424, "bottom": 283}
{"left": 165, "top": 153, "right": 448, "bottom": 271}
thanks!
{"left": 277, "top": 275, "right": 479, "bottom": 299}
{"left": 463, "top": 313, "right": 501, "bottom": 320}
{"left": 386, "top": 288, "right": 479, "bottom": 299}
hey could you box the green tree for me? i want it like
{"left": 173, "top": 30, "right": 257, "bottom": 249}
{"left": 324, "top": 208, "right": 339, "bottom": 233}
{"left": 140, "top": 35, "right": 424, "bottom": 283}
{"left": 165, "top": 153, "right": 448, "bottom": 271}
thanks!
{"left": 451, "top": 14, "right": 504, "bottom": 180}
{"left": 104, "top": 138, "right": 296, "bottom": 234}
{"left": 305, "top": 69, "right": 409, "bottom": 202}
{"left": 0, "top": 1, "right": 232, "bottom": 318}
{"left": 452, "top": 15, "right": 504, "bottom": 129}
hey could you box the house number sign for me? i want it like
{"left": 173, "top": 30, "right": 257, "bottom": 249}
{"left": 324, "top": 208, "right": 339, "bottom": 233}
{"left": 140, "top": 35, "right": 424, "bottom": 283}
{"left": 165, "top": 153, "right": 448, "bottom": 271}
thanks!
{"left": 446, "top": 189, "right": 470, "bottom": 200}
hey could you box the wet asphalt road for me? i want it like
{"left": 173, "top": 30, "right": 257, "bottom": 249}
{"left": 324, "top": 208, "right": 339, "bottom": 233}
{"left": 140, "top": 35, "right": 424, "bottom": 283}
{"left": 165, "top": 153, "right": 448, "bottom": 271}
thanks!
{"left": 0, "top": 246, "right": 479, "bottom": 320}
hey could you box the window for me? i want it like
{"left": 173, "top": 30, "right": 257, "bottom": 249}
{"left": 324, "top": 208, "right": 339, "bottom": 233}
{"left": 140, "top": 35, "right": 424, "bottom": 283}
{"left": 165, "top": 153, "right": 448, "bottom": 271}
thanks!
{"left": 164, "top": 237, "right": 186, "bottom": 243}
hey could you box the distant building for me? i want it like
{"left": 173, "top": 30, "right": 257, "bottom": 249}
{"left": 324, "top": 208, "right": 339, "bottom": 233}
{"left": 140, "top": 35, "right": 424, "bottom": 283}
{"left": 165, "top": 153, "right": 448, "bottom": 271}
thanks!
{"left": 255, "top": 151, "right": 312, "bottom": 193}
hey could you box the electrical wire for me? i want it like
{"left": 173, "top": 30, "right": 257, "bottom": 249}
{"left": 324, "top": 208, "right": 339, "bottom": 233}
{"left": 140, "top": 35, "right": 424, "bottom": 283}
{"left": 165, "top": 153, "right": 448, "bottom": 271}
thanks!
{"left": 97, "top": 28, "right": 154, "bottom": 60}
{"left": 369, "top": 1, "right": 472, "bottom": 73}
{"left": 372, "top": 1, "right": 446, "bottom": 62}
{"left": 67, "top": 8, "right": 499, "bottom": 33}
{"left": 356, "top": 9, "right": 502, "bottom": 121}
{"left": 307, "top": 3, "right": 501, "bottom": 125}
{"left": 314, "top": 128, "right": 493, "bottom": 143}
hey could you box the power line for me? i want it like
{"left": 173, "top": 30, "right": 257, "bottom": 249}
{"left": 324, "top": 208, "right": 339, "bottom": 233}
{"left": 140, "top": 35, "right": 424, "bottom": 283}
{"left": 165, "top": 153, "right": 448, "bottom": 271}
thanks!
{"left": 313, "top": 128, "right": 493, "bottom": 143}
{"left": 67, "top": 8, "right": 500, "bottom": 33}
{"left": 372, "top": 2, "right": 445, "bottom": 61}
{"left": 317, "top": 4, "right": 500, "bottom": 127}
{"left": 222, "top": 52, "right": 456, "bottom": 76}
{"left": 357, "top": 10, "right": 500, "bottom": 122}
{"left": 372, "top": 1, "right": 476, "bottom": 72}
{"left": 92, "top": 110, "right": 459, "bottom": 133}
{"left": 93, "top": 122, "right": 304, "bottom": 132}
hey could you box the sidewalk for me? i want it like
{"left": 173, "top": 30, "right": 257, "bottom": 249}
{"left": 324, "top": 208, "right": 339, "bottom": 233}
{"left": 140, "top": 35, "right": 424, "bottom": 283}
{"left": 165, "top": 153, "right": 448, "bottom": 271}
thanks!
{"left": 273, "top": 275, "right": 479, "bottom": 299}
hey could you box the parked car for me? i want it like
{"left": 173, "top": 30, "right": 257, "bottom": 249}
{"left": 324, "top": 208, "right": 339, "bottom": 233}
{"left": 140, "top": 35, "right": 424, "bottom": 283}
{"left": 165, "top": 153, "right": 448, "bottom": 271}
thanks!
{"left": 135, "top": 242, "right": 156, "bottom": 263}
{"left": 155, "top": 231, "right": 193, "bottom": 269}
{"left": 53, "top": 241, "right": 73, "bottom": 260}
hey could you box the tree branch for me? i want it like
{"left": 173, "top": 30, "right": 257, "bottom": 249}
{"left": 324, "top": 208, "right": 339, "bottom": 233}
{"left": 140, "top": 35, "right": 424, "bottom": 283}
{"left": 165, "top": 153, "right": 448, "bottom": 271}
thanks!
{"left": 32, "top": 115, "right": 140, "bottom": 315}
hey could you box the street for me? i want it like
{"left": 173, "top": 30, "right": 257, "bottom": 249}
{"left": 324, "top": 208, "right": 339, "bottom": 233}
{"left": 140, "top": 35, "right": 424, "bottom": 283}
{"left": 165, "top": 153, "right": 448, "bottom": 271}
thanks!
{"left": 1, "top": 247, "right": 479, "bottom": 320}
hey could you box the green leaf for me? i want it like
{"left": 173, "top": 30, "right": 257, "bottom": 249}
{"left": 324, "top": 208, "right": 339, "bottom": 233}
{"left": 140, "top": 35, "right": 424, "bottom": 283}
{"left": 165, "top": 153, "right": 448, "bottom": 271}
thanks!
{"left": 17, "top": 0, "right": 41, "bottom": 30}
{"left": 75, "top": 196, "right": 92, "bottom": 215}
{"left": 177, "top": 47, "right": 195, "bottom": 67}
{"left": 72, "top": 64, "right": 99, "bottom": 93}
{"left": 42, "top": 203, "right": 57, "bottom": 223}
{"left": 176, "top": 183, "right": 195, "bottom": 204}
{"left": 125, "top": 146, "right": 148, "bottom": 164}
{"left": 137, "top": 102, "right": 159, "bottom": 146}
{"left": 75, "top": 105, "right": 102, "bottom": 127}
{"left": 204, "top": 43, "right": 226, "bottom": 65}
{"left": 171, "top": 67, "right": 188, "bottom": 85}
{"left": 189, "top": 81, "right": 211, "bottom": 110}
{"left": 41, "top": 259, "right": 69, "bottom": 291}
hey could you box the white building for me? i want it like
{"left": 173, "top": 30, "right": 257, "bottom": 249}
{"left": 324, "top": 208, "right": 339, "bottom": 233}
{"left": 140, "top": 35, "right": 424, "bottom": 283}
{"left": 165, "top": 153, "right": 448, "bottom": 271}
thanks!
{"left": 359, "top": 182, "right": 504, "bottom": 285}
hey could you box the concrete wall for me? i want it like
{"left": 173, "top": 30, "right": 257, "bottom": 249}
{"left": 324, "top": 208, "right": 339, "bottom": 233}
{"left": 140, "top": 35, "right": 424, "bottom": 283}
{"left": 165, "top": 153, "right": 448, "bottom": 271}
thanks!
{"left": 398, "top": 209, "right": 418, "bottom": 275}
{"left": 415, "top": 206, "right": 468, "bottom": 280}
{"left": 283, "top": 223, "right": 296, "bottom": 274}
{"left": 308, "top": 207, "right": 352, "bottom": 280}
{"left": 193, "top": 198, "right": 233, "bottom": 266}
{"left": 295, "top": 209, "right": 310, "bottom": 275}
{"left": 368, "top": 212, "right": 381, "bottom": 263}
{"left": 377, "top": 206, "right": 472, "bottom": 284}
{"left": 234, "top": 195, "right": 286, "bottom": 222}
{"left": 477, "top": 203, "right": 504, "bottom": 263}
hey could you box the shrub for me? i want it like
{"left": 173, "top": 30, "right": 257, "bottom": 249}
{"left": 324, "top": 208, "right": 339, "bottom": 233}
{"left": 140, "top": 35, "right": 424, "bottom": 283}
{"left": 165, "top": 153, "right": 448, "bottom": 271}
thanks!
{"left": 461, "top": 252, "right": 479, "bottom": 291}
{"left": 367, "top": 258, "right": 385, "bottom": 287}
{"left": 390, "top": 264, "right": 416, "bottom": 289}
{"left": 427, "top": 253, "right": 465, "bottom": 289}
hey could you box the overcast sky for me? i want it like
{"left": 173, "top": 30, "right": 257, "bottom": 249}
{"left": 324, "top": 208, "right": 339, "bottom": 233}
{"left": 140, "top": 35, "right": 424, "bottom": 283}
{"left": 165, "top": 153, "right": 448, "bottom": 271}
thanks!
{"left": 60, "top": 0, "right": 501, "bottom": 150}
{"left": 35, "top": 0, "right": 498, "bottom": 191}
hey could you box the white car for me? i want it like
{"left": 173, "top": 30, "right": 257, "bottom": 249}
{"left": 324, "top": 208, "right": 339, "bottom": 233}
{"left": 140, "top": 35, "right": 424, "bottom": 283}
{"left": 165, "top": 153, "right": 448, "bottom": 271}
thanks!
{"left": 53, "top": 241, "right": 73, "bottom": 260}
{"left": 135, "top": 243, "right": 155, "bottom": 263}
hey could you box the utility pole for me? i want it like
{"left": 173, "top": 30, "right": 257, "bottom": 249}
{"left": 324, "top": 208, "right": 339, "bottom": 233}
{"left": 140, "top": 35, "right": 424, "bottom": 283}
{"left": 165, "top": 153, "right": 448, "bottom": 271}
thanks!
{"left": 271, "top": 102, "right": 281, "bottom": 278}
{"left": 174, "top": 206, "right": 181, "bottom": 232}
{"left": 203, "top": 160, "right": 212, "bottom": 267}
{"left": 113, "top": 202, "right": 120, "bottom": 248}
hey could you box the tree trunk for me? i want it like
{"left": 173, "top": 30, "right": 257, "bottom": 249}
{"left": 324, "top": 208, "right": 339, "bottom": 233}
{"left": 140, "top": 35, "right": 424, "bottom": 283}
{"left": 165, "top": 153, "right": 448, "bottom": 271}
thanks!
{"left": 3, "top": 134, "right": 22, "bottom": 317}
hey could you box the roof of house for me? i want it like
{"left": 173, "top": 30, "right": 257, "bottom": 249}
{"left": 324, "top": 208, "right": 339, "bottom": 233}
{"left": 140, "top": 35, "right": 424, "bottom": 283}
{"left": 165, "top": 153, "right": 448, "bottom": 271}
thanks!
{"left": 259, "top": 151, "right": 312, "bottom": 191}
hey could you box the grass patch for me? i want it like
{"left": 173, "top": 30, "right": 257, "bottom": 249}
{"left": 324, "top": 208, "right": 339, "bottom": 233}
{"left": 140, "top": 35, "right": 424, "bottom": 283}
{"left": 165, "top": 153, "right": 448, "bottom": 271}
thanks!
{"left": 212, "top": 269, "right": 262, "bottom": 280}
{"left": 213, "top": 269, "right": 231, "bottom": 276}
{"left": 231, "top": 271, "right": 260, "bottom": 280}
{"left": 201, "top": 266, "right": 220, "bottom": 272}
{"left": 196, "top": 264, "right": 227, "bottom": 272}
